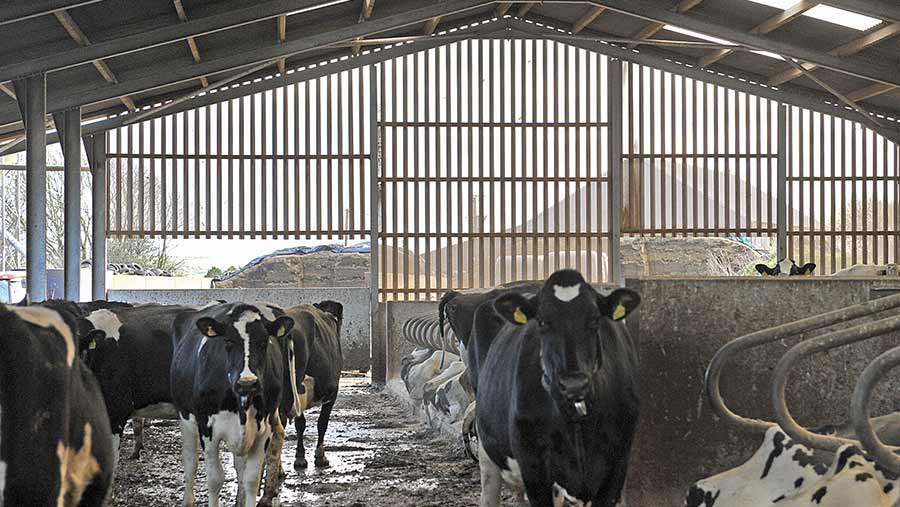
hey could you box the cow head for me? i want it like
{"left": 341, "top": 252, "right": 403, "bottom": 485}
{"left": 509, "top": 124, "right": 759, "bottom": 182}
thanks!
{"left": 492, "top": 270, "right": 640, "bottom": 419}
{"left": 313, "top": 300, "right": 344, "bottom": 324}
{"left": 755, "top": 258, "right": 816, "bottom": 276}
{"left": 196, "top": 304, "right": 294, "bottom": 411}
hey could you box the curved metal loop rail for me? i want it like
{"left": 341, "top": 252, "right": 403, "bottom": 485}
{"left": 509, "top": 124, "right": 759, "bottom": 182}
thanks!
{"left": 772, "top": 314, "right": 900, "bottom": 452}
{"left": 851, "top": 345, "right": 900, "bottom": 473}
{"left": 705, "top": 291, "right": 900, "bottom": 433}
{"left": 401, "top": 314, "right": 458, "bottom": 355}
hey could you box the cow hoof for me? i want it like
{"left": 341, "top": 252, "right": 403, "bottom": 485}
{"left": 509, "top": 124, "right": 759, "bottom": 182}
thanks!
{"left": 314, "top": 456, "right": 330, "bottom": 468}
{"left": 294, "top": 458, "right": 308, "bottom": 471}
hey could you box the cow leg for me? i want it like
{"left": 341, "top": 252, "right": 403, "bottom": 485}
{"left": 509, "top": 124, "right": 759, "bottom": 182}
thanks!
{"left": 112, "top": 432, "right": 121, "bottom": 465}
{"left": 521, "top": 483, "right": 551, "bottom": 507}
{"left": 202, "top": 436, "right": 225, "bottom": 507}
{"left": 240, "top": 433, "right": 268, "bottom": 507}
{"left": 592, "top": 456, "right": 631, "bottom": 507}
{"left": 131, "top": 418, "right": 145, "bottom": 459}
{"left": 258, "top": 414, "right": 285, "bottom": 507}
{"left": 234, "top": 455, "right": 247, "bottom": 507}
{"left": 79, "top": 473, "right": 113, "bottom": 507}
{"left": 178, "top": 418, "right": 200, "bottom": 507}
{"left": 477, "top": 440, "right": 502, "bottom": 507}
{"left": 293, "top": 413, "right": 308, "bottom": 470}
{"left": 314, "top": 399, "right": 335, "bottom": 468}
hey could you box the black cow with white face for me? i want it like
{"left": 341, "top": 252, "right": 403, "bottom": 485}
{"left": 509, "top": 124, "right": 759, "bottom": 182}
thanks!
{"left": 475, "top": 270, "right": 640, "bottom": 507}
{"left": 170, "top": 302, "right": 293, "bottom": 507}
{"left": 259, "top": 300, "right": 343, "bottom": 507}
{"left": 0, "top": 304, "right": 115, "bottom": 506}
{"left": 755, "top": 258, "right": 816, "bottom": 276}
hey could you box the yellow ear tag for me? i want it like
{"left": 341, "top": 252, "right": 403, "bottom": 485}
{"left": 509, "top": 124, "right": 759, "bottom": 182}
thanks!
{"left": 205, "top": 327, "right": 217, "bottom": 337}
{"left": 513, "top": 307, "right": 528, "bottom": 325}
{"left": 88, "top": 339, "right": 97, "bottom": 350}
{"left": 276, "top": 326, "right": 286, "bottom": 338}
{"left": 612, "top": 303, "right": 626, "bottom": 321}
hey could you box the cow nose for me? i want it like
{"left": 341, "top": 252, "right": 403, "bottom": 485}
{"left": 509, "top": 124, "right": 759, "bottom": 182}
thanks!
{"left": 558, "top": 374, "right": 590, "bottom": 401}
{"left": 236, "top": 377, "right": 259, "bottom": 393}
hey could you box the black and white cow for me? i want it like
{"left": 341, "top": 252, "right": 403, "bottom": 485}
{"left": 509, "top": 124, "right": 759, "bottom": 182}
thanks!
{"left": 685, "top": 428, "right": 900, "bottom": 506}
{"left": 282, "top": 301, "right": 344, "bottom": 470}
{"left": 0, "top": 304, "right": 115, "bottom": 506}
{"left": 424, "top": 362, "right": 473, "bottom": 431}
{"left": 438, "top": 281, "right": 542, "bottom": 365}
{"left": 259, "top": 301, "right": 344, "bottom": 507}
{"left": 78, "top": 303, "right": 196, "bottom": 462}
{"left": 755, "top": 258, "right": 816, "bottom": 276}
{"left": 832, "top": 263, "right": 899, "bottom": 276}
{"left": 475, "top": 270, "right": 641, "bottom": 507}
{"left": 170, "top": 302, "right": 293, "bottom": 507}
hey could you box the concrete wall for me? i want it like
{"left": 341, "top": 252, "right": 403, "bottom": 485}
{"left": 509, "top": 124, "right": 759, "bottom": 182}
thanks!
{"left": 626, "top": 277, "right": 900, "bottom": 506}
{"left": 108, "top": 287, "right": 371, "bottom": 371}
{"left": 382, "top": 278, "right": 900, "bottom": 506}
{"left": 383, "top": 301, "right": 437, "bottom": 382}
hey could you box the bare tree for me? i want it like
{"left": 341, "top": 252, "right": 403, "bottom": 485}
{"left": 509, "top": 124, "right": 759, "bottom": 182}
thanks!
{"left": 1, "top": 148, "right": 185, "bottom": 274}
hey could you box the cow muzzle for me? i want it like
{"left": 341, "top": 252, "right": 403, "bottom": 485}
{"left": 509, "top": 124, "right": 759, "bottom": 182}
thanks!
{"left": 236, "top": 378, "right": 260, "bottom": 410}
{"left": 557, "top": 374, "right": 590, "bottom": 401}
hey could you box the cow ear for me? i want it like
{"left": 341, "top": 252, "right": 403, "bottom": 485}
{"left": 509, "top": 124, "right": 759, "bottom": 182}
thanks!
{"left": 314, "top": 300, "right": 344, "bottom": 322}
{"left": 493, "top": 293, "right": 536, "bottom": 326}
{"left": 268, "top": 316, "right": 294, "bottom": 338}
{"left": 599, "top": 288, "right": 640, "bottom": 321}
{"left": 755, "top": 264, "right": 771, "bottom": 276}
{"left": 80, "top": 329, "right": 107, "bottom": 352}
{"left": 799, "top": 262, "right": 816, "bottom": 276}
{"left": 196, "top": 317, "right": 223, "bottom": 338}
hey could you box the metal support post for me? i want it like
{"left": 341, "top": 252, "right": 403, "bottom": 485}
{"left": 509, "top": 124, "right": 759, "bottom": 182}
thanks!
{"left": 607, "top": 57, "right": 624, "bottom": 285}
{"left": 15, "top": 74, "right": 48, "bottom": 302}
{"left": 369, "top": 64, "right": 385, "bottom": 384}
{"left": 85, "top": 133, "right": 107, "bottom": 300}
{"left": 776, "top": 103, "right": 788, "bottom": 260}
{"left": 55, "top": 108, "right": 82, "bottom": 300}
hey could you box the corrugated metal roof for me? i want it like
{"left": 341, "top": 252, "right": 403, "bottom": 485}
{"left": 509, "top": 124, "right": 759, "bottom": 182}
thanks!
{"left": 0, "top": 0, "right": 898, "bottom": 147}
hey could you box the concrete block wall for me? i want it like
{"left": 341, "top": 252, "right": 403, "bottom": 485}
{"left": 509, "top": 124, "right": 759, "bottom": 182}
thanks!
{"left": 626, "top": 277, "right": 900, "bottom": 506}
{"left": 108, "top": 287, "right": 371, "bottom": 371}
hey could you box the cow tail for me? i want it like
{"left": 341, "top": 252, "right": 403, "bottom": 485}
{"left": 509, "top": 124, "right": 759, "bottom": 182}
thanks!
{"left": 437, "top": 291, "right": 458, "bottom": 370}
{"left": 286, "top": 337, "right": 302, "bottom": 418}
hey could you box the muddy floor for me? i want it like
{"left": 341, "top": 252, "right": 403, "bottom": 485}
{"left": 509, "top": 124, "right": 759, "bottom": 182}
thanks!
{"left": 111, "top": 374, "right": 517, "bottom": 507}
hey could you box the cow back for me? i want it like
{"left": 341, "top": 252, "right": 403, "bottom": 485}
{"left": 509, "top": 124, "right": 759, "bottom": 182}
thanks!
{"left": 0, "top": 305, "right": 114, "bottom": 506}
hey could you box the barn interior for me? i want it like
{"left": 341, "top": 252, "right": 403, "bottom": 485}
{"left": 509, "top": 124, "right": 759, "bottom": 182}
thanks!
{"left": 3, "top": 0, "right": 900, "bottom": 505}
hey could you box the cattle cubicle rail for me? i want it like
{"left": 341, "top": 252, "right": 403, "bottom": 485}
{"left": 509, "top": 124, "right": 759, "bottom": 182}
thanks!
{"left": 705, "top": 291, "right": 900, "bottom": 471}
{"left": 401, "top": 314, "right": 458, "bottom": 356}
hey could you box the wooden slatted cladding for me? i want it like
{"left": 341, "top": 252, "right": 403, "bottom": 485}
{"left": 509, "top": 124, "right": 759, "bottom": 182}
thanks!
{"left": 622, "top": 62, "right": 780, "bottom": 238}
{"left": 103, "top": 35, "right": 900, "bottom": 301}
{"left": 106, "top": 68, "right": 373, "bottom": 240}
{"left": 377, "top": 39, "right": 611, "bottom": 301}
{"left": 785, "top": 108, "right": 900, "bottom": 273}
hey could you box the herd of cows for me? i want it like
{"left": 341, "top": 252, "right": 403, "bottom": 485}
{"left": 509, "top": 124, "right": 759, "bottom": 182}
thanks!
{"left": 0, "top": 297, "right": 343, "bottom": 507}
{"left": 3, "top": 263, "right": 900, "bottom": 506}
